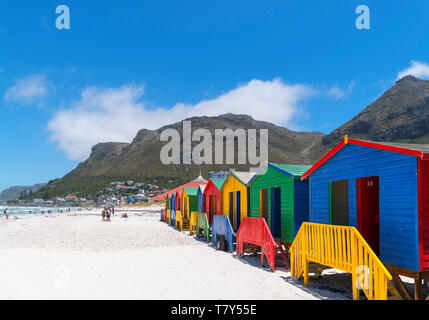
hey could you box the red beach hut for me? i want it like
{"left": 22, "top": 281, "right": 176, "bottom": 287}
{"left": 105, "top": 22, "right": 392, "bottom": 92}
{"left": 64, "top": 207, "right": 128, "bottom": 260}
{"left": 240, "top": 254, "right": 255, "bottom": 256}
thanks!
{"left": 203, "top": 178, "right": 226, "bottom": 224}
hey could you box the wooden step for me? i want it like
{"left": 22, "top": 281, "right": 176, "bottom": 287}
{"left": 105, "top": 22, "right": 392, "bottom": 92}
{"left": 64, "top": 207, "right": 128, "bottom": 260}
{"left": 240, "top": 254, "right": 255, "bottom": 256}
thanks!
{"left": 274, "top": 240, "right": 290, "bottom": 269}
{"left": 387, "top": 280, "right": 404, "bottom": 300}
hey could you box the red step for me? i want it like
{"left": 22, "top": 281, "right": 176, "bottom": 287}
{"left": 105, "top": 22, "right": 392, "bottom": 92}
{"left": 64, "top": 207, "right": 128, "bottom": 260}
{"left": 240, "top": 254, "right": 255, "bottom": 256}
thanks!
{"left": 274, "top": 240, "right": 290, "bottom": 269}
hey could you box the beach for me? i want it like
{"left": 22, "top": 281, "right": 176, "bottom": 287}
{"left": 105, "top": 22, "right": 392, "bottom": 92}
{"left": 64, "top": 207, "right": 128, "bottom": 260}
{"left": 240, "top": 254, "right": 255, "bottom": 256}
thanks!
{"left": 0, "top": 205, "right": 355, "bottom": 300}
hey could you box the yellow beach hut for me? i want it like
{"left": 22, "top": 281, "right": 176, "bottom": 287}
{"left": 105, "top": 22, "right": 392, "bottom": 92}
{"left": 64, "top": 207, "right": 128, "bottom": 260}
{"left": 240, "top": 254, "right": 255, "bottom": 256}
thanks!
{"left": 221, "top": 171, "right": 254, "bottom": 231}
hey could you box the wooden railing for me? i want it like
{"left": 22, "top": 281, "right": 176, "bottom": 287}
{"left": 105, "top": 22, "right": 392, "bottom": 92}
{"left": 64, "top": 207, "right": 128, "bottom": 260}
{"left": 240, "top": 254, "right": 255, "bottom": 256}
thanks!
{"left": 196, "top": 212, "right": 210, "bottom": 242}
{"left": 170, "top": 210, "right": 176, "bottom": 226}
{"left": 289, "top": 222, "right": 392, "bottom": 300}
{"left": 189, "top": 212, "right": 198, "bottom": 235}
{"left": 166, "top": 210, "right": 170, "bottom": 224}
{"left": 236, "top": 217, "right": 278, "bottom": 271}
{"left": 175, "top": 210, "right": 182, "bottom": 231}
{"left": 212, "top": 215, "right": 235, "bottom": 253}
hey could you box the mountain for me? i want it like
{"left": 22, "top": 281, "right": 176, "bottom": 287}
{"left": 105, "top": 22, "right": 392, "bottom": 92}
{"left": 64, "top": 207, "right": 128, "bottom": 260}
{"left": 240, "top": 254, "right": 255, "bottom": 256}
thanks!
{"left": 32, "top": 113, "right": 325, "bottom": 198}
{"left": 323, "top": 75, "right": 429, "bottom": 146}
{"left": 0, "top": 183, "right": 46, "bottom": 201}
{"left": 31, "top": 76, "right": 429, "bottom": 199}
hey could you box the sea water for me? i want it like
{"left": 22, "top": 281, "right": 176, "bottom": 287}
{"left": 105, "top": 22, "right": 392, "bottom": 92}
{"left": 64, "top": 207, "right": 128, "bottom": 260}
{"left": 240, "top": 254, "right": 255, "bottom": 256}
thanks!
{"left": 0, "top": 206, "right": 80, "bottom": 217}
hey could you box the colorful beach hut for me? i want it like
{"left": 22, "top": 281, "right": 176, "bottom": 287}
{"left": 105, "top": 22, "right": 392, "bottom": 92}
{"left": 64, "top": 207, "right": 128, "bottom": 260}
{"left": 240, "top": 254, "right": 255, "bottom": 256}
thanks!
{"left": 203, "top": 178, "right": 226, "bottom": 224}
{"left": 197, "top": 185, "right": 206, "bottom": 212}
{"left": 150, "top": 174, "right": 208, "bottom": 202}
{"left": 301, "top": 136, "right": 429, "bottom": 297}
{"left": 175, "top": 190, "right": 182, "bottom": 212}
{"left": 164, "top": 194, "right": 169, "bottom": 211}
{"left": 221, "top": 171, "right": 254, "bottom": 231}
{"left": 182, "top": 187, "right": 199, "bottom": 220}
{"left": 170, "top": 193, "right": 176, "bottom": 212}
{"left": 247, "top": 163, "right": 311, "bottom": 243}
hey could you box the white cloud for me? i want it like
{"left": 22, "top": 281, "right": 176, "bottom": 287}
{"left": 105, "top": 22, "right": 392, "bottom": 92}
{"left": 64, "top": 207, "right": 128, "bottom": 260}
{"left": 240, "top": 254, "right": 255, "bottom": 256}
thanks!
{"left": 47, "top": 78, "right": 316, "bottom": 160}
{"left": 4, "top": 74, "right": 50, "bottom": 105}
{"left": 397, "top": 61, "right": 429, "bottom": 80}
{"left": 327, "top": 81, "right": 355, "bottom": 100}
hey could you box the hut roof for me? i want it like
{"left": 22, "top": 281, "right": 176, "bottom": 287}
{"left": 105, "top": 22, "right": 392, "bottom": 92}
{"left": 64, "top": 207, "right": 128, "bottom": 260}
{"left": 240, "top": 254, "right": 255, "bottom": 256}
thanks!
{"left": 246, "top": 163, "right": 311, "bottom": 185}
{"left": 210, "top": 178, "right": 226, "bottom": 190}
{"left": 151, "top": 180, "right": 207, "bottom": 200}
{"left": 301, "top": 136, "right": 429, "bottom": 180}
{"left": 198, "top": 185, "right": 206, "bottom": 194}
{"left": 270, "top": 163, "right": 312, "bottom": 177}
{"left": 184, "top": 187, "right": 199, "bottom": 196}
{"left": 231, "top": 171, "right": 255, "bottom": 185}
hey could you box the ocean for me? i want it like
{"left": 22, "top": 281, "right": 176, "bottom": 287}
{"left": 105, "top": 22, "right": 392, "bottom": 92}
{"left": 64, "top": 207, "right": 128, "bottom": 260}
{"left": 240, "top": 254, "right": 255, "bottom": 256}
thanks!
{"left": 0, "top": 206, "right": 80, "bottom": 217}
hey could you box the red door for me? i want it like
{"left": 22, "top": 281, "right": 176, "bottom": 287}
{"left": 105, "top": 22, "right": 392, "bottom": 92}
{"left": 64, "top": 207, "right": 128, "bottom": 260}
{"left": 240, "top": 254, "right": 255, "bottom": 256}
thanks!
{"left": 357, "top": 176, "right": 380, "bottom": 255}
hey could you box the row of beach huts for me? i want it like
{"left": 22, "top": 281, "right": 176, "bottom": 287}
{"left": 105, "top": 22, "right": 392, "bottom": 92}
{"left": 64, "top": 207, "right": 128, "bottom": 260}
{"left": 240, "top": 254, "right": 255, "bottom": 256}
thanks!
{"left": 156, "top": 136, "right": 429, "bottom": 300}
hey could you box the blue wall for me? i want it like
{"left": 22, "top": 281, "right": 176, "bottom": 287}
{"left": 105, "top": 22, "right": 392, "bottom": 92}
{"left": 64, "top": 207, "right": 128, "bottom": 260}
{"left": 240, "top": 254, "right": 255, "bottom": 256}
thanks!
{"left": 170, "top": 194, "right": 176, "bottom": 210}
{"left": 309, "top": 143, "right": 419, "bottom": 271}
{"left": 198, "top": 190, "right": 203, "bottom": 212}
{"left": 294, "top": 179, "right": 310, "bottom": 238}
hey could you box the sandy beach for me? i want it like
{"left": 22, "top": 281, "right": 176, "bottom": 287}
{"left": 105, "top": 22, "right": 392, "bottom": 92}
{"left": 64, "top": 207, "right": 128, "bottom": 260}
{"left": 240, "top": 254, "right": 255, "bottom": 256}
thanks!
{"left": 0, "top": 205, "right": 357, "bottom": 300}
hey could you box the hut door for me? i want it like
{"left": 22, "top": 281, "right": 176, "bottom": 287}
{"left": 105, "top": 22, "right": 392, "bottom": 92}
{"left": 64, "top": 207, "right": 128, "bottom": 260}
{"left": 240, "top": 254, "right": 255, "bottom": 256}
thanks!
{"left": 271, "top": 187, "right": 281, "bottom": 239}
{"left": 260, "top": 189, "right": 269, "bottom": 223}
{"left": 229, "top": 192, "right": 234, "bottom": 229}
{"left": 236, "top": 191, "right": 241, "bottom": 230}
{"left": 207, "top": 195, "right": 212, "bottom": 214}
{"left": 212, "top": 195, "right": 217, "bottom": 214}
{"left": 330, "top": 180, "right": 349, "bottom": 226}
{"left": 357, "top": 176, "right": 380, "bottom": 255}
{"left": 184, "top": 198, "right": 188, "bottom": 219}
{"left": 208, "top": 195, "right": 213, "bottom": 222}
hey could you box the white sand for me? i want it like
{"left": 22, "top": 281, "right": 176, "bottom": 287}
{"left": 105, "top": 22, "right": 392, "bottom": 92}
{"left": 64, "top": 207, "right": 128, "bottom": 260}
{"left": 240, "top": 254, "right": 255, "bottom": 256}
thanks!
{"left": 0, "top": 206, "right": 350, "bottom": 300}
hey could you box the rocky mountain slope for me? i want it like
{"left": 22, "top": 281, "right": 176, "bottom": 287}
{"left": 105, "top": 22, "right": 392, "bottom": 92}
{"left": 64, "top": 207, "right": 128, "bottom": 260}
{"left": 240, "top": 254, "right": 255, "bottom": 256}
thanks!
{"left": 34, "top": 114, "right": 325, "bottom": 198}
{"left": 31, "top": 76, "right": 429, "bottom": 198}
{"left": 323, "top": 75, "right": 429, "bottom": 146}
{"left": 0, "top": 183, "right": 46, "bottom": 201}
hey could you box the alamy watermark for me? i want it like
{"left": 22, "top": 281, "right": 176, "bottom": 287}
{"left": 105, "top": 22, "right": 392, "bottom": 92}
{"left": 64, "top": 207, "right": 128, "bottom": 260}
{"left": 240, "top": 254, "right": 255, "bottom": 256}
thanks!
{"left": 56, "top": 5, "right": 70, "bottom": 30}
{"left": 356, "top": 5, "right": 370, "bottom": 30}
{"left": 54, "top": 5, "right": 368, "bottom": 31}
{"left": 355, "top": 265, "right": 370, "bottom": 290}
{"left": 160, "top": 120, "right": 268, "bottom": 167}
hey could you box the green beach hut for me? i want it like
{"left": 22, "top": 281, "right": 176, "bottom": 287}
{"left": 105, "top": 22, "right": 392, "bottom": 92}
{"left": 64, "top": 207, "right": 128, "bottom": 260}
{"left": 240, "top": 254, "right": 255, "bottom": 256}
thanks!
{"left": 247, "top": 163, "right": 311, "bottom": 243}
{"left": 182, "top": 187, "right": 199, "bottom": 220}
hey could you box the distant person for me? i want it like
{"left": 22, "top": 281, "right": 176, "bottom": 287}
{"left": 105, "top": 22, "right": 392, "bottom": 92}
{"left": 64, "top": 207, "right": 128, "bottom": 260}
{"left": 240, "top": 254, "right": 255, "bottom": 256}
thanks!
{"left": 4, "top": 208, "right": 9, "bottom": 220}
{"left": 101, "top": 208, "right": 106, "bottom": 222}
{"left": 106, "top": 208, "right": 111, "bottom": 222}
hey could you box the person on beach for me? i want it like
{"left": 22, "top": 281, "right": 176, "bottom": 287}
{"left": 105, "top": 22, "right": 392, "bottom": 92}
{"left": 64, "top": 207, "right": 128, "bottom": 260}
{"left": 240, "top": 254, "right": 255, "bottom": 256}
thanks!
{"left": 106, "top": 207, "right": 111, "bottom": 222}
{"left": 4, "top": 208, "right": 9, "bottom": 220}
{"left": 101, "top": 208, "right": 106, "bottom": 222}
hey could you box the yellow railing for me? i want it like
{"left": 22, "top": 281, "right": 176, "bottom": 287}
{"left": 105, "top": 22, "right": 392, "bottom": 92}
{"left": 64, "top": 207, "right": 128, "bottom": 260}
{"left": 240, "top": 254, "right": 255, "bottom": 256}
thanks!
{"left": 175, "top": 210, "right": 182, "bottom": 230}
{"left": 189, "top": 212, "right": 198, "bottom": 235}
{"left": 290, "top": 222, "right": 392, "bottom": 300}
{"left": 166, "top": 209, "right": 170, "bottom": 224}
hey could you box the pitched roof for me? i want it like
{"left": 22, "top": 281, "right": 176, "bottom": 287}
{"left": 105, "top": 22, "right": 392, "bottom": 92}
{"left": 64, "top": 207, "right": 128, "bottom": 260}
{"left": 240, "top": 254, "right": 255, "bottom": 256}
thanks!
{"left": 356, "top": 140, "right": 429, "bottom": 154}
{"left": 210, "top": 178, "right": 226, "bottom": 190}
{"left": 184, "top": 187, "right": 199, "bottom": 196}
{"left": 301, "top": 136, "right": 429, "bottom": 180}
{"left": 150, "top": 180, "right": 208, "bottom": 200}
{"left": 198, "top": 185, "right": 206, "bottom": 194}
{"left": 246, "top": 163, "right": 311, "bottom": 185}
{"left": 270, "top": 163, "right": 312, "bottom": 177}
{"left": 192, "top": 175, "right": 208, "bottom": 183}
{"left": 231, "top": 171, "right": 255, "bottom": 185}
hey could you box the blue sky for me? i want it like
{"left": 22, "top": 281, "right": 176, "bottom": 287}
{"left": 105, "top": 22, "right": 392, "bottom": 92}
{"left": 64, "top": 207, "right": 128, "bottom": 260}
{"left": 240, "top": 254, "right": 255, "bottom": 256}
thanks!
{"left": 1, "top": 0, "right": 429, "bottom": 191}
